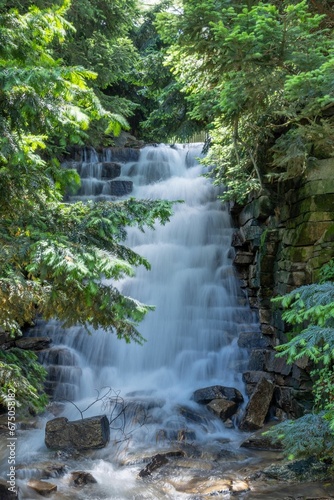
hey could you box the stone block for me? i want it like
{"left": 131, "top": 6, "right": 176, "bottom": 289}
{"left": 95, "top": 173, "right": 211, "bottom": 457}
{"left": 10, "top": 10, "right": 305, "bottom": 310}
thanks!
{"left": 101, "top": 162, "right": 121, "bottom": 179}
{"left": 261, "top": 323, "right": 275, "bottom": 336}
{"left": 242, "top": 371, "right": 274, "bottom": 385}
{"left": 239, "top": 377, "right": 275, "bottom": 431}
{"left": 264, "top": 351, "right": 291, "bottom": 376}
{"left": 231, "top": 230, "right": 246, "bottom": 247}
{"left": 283, "top": 221, "right": 331, "bottom": 246}
{"left": 206, "top": 399, "right": 238, "bottom": 421}
{"left": 233, "top": 251, "right": 254, "bottom": 265}
{"left": 45, "top": 415, "right": 110, "bottom": 450}
{"left": 238, "top": 332, "right": 271, "bottom": 349}
{"left": 107, "top": 180, "right": 133, "bottom": 196}
{"left": 259, "top": 308, "right": 272, "bottom": 324}
{"left": 259, "top": 255, "right": 276, "bottom": 274}
{"left": 247, "top": 349, "right": 267, "bottom": 371}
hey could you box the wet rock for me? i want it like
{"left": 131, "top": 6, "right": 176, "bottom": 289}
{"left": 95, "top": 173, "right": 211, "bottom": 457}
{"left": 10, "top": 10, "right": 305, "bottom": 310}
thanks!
{"left": 193, "top": 385, "right": 244, "bottom": 405}
{"left": 177, "top": 405, "right": 211, "bottom": 425}
{"left": 206, "top": 399, "right": 238, "bottom": 421}
{"left": 45, "top": 415, "right": 110, "bottom": 450}
{"left": 70, "top": 471, "right": 97, "bottom": 486}
{"left": 121, "top": 449, "right": 185, "bottom": 466}
{"left": 172, "top": 477, "right": 232, "bottom": 495}
{"left": 0, "top": 479, "right": 18, "bottom": 498}
{"left": 238, "top": 331, "right": 271, "bottom": 349}
{"left": 27, "top": 479, "right": 57, "bottom": 496}
{"left": 231, "top": 479, "right": 250, "bottom": 495}
{"left": 177, "top": 429, "right": 196, "bottom": 441}
{"left": 155, "top": 428, "right": 194, "bottom": 443}
{"left": 239, "top": 377, "right": 275, "bottom": 431}
{"left": 46, "top": 402, "right": 65, "bottom": 417}
{"left": 173, "top": 458, "right": 213, "bottom": 470}
{"left": 101, "top": 162, "right": 121, "bottom": 179}
{"left": 138, "top": 453, "right": 169, "bottom": 478}
{"left": 19, "top": 420, "right": 42, "bottom": 430}
{"left": 107, "top": 180, "right": 133, "bottom": 196}
{"left": 240, "top": 427, "right": 283, "bottom": 451}
{"left": 233, "top": 251, "right": 254, "bottom": 265}
{"left": 15, "top": 337, "right": 52, "bottom": 350}
{"left": 262, "top": 457, "right": 329, "bottom": 482}
{"left": 38, "top": 347, "right": 79, "bottom": 366}
{"left": 224, "top": 418, "right": 234, "bottom": 428}
{"left": 104, "top": 146, "right": 141, "bottom": 162}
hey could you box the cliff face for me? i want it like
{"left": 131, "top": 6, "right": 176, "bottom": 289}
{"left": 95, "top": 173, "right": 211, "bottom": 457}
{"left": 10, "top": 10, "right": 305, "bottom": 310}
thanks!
{"left": 232, "top": 158, "right": 334, "bottom": 419}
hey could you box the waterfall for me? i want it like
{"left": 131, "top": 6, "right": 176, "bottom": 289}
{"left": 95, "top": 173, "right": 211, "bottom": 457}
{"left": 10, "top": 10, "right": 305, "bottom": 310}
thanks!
{"left": 37, "top": 144, "right": 257, "bottom": 441}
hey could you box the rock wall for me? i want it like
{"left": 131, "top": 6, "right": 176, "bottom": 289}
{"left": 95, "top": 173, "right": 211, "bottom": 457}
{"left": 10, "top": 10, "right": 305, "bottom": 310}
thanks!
{"left": 232, "top": 158, "right": 334, "bottom": 419}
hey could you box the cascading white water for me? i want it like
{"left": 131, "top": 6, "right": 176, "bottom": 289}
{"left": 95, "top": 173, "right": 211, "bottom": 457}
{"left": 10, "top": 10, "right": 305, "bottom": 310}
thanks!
{"left": 40, "top": 144, "right": 257, "bottom": 430}
{"left": 7, "top": 144, "right": 263, "bottom": 499}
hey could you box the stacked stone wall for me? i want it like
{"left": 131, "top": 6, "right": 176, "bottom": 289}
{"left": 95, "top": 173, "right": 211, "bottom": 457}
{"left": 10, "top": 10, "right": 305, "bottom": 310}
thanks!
{"left": 232, "top": 158, "right": 334, "bottom": 419}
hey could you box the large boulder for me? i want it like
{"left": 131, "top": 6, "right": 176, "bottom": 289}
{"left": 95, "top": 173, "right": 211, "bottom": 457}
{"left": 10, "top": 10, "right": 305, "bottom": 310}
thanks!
{"left": 45, "top": 415, "right": 110, "bottom": 450}
{"left": 239, "top": 377, "right": 275, "bottom": 431}
{"left": 193, "top": 385, "right": 244, "bottom": 405}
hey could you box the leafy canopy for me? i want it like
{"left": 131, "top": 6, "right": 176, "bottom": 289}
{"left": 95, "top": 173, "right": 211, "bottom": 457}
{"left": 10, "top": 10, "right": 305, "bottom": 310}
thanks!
{"left": 156, "top": 0, "right": 334, "bottom": 202}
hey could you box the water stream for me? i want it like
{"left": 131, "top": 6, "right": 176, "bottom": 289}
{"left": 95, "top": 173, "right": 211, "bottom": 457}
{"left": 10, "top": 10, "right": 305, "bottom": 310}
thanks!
{"left": 3, "top": 144, "right": 268, "bottom": 498}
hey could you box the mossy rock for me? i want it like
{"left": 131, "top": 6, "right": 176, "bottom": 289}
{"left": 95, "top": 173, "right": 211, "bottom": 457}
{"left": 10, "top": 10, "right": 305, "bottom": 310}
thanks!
{"left": 298, "top": 194, "right": 334, "bottom": 214}
{"left": 280, "top": 246, "right": 314, "bottom": 263}
{"left": 296, "top": 179, "right": 334, "bottom": 201}
{"left": 283, "top": 221, "right": 332, "bottom": 246}
{"left": 304, "top": 158, "right": 334, "bottom": 181}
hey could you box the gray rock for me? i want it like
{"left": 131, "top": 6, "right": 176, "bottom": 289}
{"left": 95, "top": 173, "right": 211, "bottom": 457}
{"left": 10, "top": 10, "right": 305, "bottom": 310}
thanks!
{"left": 70, "top": 471, "right": 97, "bottom": 486}
{"left": 193, "top": 385, "right": 244, "bottom": 405}
{"left": 45, "top": 415, "right": 110, "bottom": 450}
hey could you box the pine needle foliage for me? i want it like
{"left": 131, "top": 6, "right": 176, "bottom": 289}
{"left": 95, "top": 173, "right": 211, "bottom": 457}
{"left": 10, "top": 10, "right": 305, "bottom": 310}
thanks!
{"left": 268, "top": 263, "right": 334, "bottom": 460}
{"left": 0, "top": 349, "right": 48, "bottom": 413}
{"left": 265, "top": 412, "right": 334, "bottom": 461}
{"left": 0, "top": 2, "right": 175, "bottom": 410}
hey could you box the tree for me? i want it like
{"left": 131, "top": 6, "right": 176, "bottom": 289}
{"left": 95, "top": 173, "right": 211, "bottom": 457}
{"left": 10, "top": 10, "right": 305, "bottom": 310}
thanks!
{"left": 0, "top": 1, "right": 175, "bottom": 411}
{"left": 0, "top": 0, "right": 141, "bottom": 145}
{"left": 266, "top": 261, "right": 334, "bottom": 461}
{"left": 129, "top": 0, "right": 205, "bottom": 142}
{"left": 156, "top": 0, "right": 334, "bottom": 202}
